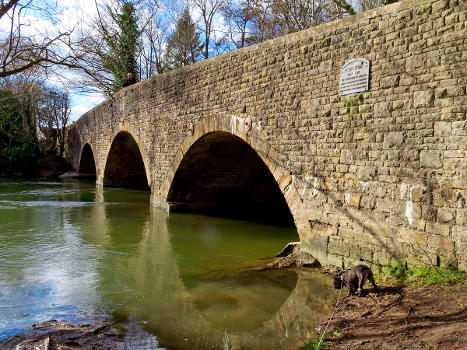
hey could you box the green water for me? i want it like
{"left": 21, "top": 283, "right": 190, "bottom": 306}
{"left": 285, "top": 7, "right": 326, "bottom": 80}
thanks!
{"left": 0, "top": 178, "right": 338, "bottom": 349}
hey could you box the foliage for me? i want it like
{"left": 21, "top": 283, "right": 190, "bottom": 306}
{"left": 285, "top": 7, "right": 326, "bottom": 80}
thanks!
{"left": 375, "top": 264, "right": 466, "bottom": 287}
{"left": 303, "top": 329, "right": 341, "bottom": 350}
{"left": 0, "top": 88, "right": 40, "bottom": 176}
{"left": 165, "top": 8, "right": 201, "bottom": 69}
{"left": 0, "top": 76, "right": 71, "bottom": 176}
{"left": 97, "top": 1, "right": 140, "bottom": 93}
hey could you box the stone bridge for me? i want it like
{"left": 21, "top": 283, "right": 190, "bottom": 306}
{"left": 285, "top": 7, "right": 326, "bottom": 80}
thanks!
{"left": 67, "top": 0, "right": 467, "bottom": 270}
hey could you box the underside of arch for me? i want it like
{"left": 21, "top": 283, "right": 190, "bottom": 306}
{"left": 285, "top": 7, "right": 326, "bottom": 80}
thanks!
{"left": 103, "top": 131, "right": 149, "bottom": 190}
{"left": 167, "top": 131, "right": 294, "bottom": 226}
{"left": 78, "top": 143, "right": 96, "bottom": 178}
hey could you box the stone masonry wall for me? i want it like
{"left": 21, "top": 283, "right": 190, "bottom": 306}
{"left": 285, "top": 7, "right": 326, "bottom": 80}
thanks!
{"left": 67, "top": 0, "right": 467, "bottom": 270}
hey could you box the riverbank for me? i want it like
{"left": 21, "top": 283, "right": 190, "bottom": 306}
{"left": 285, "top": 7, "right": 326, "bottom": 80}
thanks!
{"left": 308, "top": 266, "right": 467, "bottom": 350}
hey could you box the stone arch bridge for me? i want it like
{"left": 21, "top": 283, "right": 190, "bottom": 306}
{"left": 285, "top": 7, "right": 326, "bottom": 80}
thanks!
{"left": 67, "top": 0, "right": 467, "bottom": 270}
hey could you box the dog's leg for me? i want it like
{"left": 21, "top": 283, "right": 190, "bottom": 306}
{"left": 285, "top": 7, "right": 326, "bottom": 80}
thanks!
{"left": 345, "top": 281, "right": 354, "bottom": 296}
{"left": 368, "top": 271, "right": 378, "bottom": 292}
{"left": 357, "top": 276, "right": 364, "bottom": 296}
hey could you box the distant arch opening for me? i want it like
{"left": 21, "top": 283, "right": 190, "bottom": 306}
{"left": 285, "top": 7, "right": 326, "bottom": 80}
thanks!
{"left": 78, "top": 144, "right": 96, "bottom": 178}
{"left": 103, "top": 131, "right": 149, "bottom": 190}
{"left": 167, "top": 132, "right": 294, "bottom": 226}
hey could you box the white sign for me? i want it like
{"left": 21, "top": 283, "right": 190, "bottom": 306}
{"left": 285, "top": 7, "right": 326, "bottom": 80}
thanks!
{"left": 339, "top": 58, "right": 370, "bottom": 95}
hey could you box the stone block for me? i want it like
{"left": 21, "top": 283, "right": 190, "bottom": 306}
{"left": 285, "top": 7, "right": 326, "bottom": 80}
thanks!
{"left": 360, "top": 196, "right": 376, "bottom": 209}
{"left": 380, "top": 75, "right": 400, "bottom": 88}
{"left": 437, "top": 208, "right": 455, "bottom": 223}
{"left": 326, "top": 253, "right": 344, "bottom": 269}
{"left": 406, "top": 54, "right": 426, "bottom": 71}
{"left": 374, "top": 101, "right": 392, "bottom": 117}
{"left": 413, "top": 90, "right": 435, "bottom": 108}
{"left": 456, "top": 209, "right": 467, "bottom": 225}
{"left": 383, "top": 132, "right": 406, "bottom": 149}
{"left": 434, "top": 121, "right": 452, "bottom": 136}
{"left": 344, "top": 193, "right": 361, "bottom": 207}
{"left": 420, "top": 150, "right": 442, "bottom": 168}
{"left": 426, "top": 222, "right": 450, "bottom": 236}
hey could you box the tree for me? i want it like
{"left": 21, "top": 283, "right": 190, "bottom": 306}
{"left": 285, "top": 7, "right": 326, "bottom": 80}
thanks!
{"left": 165, "top": 8, "right": 201, "bottom": 69}
{"left": 227, "top": 0, "right": 356, "bottom": 45}
{"left": 140, "top": 13, "right": 168, "bottom": 77}
{"left": 97, "top": 1, "right": 140, "bottom": 93}
{"left": 0, "top": 1, "right": 87, "bottom": 78}
{"left": 192, "top": 0, "right": 225, "bottom": 59}
{"left": 358, "top": 0, "right": 380, "bottom": 11}
{"left": 37, "top": 88, "right": 71, "bottom": 158}
{"left": 221, "top": 0, "right": 256, "bottom": 49}
{"left": 0, "top": 77, "right": 41, "bottom": 175}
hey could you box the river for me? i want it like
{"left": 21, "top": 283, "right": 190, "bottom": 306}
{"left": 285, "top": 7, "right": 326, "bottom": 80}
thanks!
{"left": 0, "top": 178, "right": 338, "bottom": 349}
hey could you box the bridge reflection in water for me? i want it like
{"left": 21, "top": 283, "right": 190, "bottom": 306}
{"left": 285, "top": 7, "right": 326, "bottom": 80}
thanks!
{"left": 78, "top": 187, "right": 338, "bottom": 350}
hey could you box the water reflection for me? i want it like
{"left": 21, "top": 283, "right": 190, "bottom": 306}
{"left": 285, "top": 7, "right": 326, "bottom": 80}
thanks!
{"left": 0, "top": 179, "right": 338, "bottom": 349}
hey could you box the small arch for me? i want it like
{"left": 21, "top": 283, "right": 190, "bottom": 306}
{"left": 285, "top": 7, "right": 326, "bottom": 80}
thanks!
{"left": 103, "top": 131, "right": 149, "bottom": 190}
{"left": 78, "top": 143, "right": 96, "bottom": 178}
{"left": 167, "top": 131, "right": 294, "bottom": 226}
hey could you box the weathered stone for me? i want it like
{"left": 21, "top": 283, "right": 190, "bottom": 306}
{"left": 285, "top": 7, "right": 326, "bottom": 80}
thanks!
{"left": 374, "top": 101, "right": 392, "bottom": 117}
{"left": 434, "top": 121, "right": 452, "bottom": 136}
{"left": 66, "top": 0, "right": 467, "bottom": 272}
{"left": 383, "top": 132, "right": 406, "bottom": 149}
{"left": 413, "top": 90, "right": 435, "bottom": 107}
{"left": 437, "top": 208, "right": 455, "bottom": 223}
{"left": 406, "top": 54, "right": 426, "bottom": 71}
{"left": 420, "top": 150, "right": 442, "bottom": 168}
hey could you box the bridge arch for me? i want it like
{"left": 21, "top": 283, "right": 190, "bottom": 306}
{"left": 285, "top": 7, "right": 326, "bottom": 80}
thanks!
{"left": 102, "top": 130, "right": 150, "bottom": 190}
{"left": 78, "top": 143, "right": 97, "bottom": 178}
{"left": 164, "top": 114, "right": 307, "bottom": 231}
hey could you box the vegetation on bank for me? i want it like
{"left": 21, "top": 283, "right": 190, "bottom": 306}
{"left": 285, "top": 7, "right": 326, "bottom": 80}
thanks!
{"left": 0, "top": 78, "right": 71, "bottom": 177}
{"left": 375, "top": 263, "right": 466, "bottom": 287}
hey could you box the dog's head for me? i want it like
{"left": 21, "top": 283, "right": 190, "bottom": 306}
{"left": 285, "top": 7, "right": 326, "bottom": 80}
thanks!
{"left": 333, "top": 276, "right": 343, "bottom": 289}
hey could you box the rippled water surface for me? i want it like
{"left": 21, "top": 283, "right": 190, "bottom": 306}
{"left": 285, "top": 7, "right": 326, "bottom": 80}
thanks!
{"left": 0, "top": 178, "right": 338, "bottom": 349}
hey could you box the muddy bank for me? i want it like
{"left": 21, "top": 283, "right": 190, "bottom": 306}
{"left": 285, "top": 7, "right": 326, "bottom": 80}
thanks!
{"left": 0, "top": 320, "right": 125, "bottom": 350}
{"left": 319, "top": 284, "right": 467, "bottom": 350}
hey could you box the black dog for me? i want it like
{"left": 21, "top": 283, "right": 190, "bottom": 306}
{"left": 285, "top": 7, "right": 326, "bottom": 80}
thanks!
{"left": 334, "top": 265, "right": 378, "bottom": 296}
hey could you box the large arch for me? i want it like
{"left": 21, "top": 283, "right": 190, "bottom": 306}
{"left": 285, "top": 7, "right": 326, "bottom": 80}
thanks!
{"left": 168, "top": 131, "right": 294, "bottom": 225}
{"left": 103, "top": 131, "right": 150, "bottom": 190}
{"left": 164, "top": 114, "right": 307, "bottom": 230}
{"left": 78, "top": 143, "right": 97, "bottom": 178}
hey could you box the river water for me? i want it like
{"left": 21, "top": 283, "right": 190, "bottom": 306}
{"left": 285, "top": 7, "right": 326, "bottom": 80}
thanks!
{"left": 0, "top": 178, "right": 338, "bottom": 349}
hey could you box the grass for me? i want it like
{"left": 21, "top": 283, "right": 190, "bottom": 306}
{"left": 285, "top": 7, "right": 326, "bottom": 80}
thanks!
{"left": 303, "top": 335, "right": 328, "bottom": 350}
{"left": 375, "top": 264, "right": 466, "bottom": 287}
{"left": 303, "top": 329, "right": 342, "bottom": 350}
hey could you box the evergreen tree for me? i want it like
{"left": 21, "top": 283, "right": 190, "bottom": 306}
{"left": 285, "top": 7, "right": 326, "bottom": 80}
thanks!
{"left": 98, "top": 1, "right": 139, "bottom": 93}
{"left": 165, "top": 8, "right": 201, "bottom": 69}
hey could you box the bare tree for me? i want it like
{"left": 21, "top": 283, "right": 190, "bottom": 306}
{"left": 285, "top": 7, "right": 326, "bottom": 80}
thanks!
{"left": 0, "top": 0, "right": 18, "bottom": 18}
{"left": 0, "top": 1, "right": 90, "bottom": 78}
{"left": 239, "top": 0, "right": 355, "bottom": 44}
{"left": 37, "top": 87, "right": 70, "bottom": 157}
{"left": 140, "top": 1, "right": 171, "bottom": 78}
{"left": 221, "top": 0, "right": 256, "bottom": 49}
{"left": 357, "top": 0, "right": 380, "bottom": 12}
{"left": 191, "top": 0, "right": 225, "bottom": 59}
